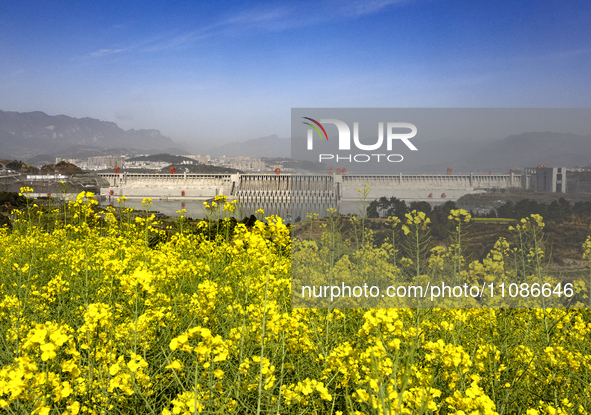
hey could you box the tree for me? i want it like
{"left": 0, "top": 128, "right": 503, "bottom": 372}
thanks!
{"left": 409, "top": 201, "right": 431, "bottom": 215}
{"left": 390, "top": 197, "right": 408, "bottom": 218}
{"left": 367, "top": 200, "right": 380, "bottom": 218}
{"left": 573, "top": 201, "right": 591, "bottom": 217}
{"left": 547, "top": 200, "right": 561, "bottom": 222}
{"left": 377, "top": 197, "right": 390, "bottom": 218}
{"left": 558, "top": 197, "right": 572, "bottom": 218}
{"left": 513, "top": 199, "right": 546, "bottom": 220}
{"left": 496, "top": 200, "right": 514, "bottom": 219}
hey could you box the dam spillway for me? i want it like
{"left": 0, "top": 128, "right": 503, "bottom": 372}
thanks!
{"left": 98, "top": 172, "right": 526, "bottom": 202}
{"left": 234, "top": 174, "right": 337, "bottom": 203}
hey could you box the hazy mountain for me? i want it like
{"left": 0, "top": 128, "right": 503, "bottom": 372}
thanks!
{"left": 207, "top": 134, "right": 290, "bottom": 158}
{"left": 423, "top": 132, "right": 591, "bottom": 173}
{"left": 0, "top": 110, "right": 177, "bottom": 159}
{"left": 206, "top": 132, "right": 591, "bottom": 174}
{"left": 287, "top": 130, "right": 590, "bottom": 174}
{"left": 407, "top": 137, "right": 489, "bottom": 173}
{"left": 5, "top": 110, "right": 588, "bottom": 174}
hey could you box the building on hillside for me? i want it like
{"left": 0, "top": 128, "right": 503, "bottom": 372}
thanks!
{"left": 86, "top": 157, "right": 124, "bottom": 169}
{"left": 182, "top": 155, "right": 211, "bottom": 163}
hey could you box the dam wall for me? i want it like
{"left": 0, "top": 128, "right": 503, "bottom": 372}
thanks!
{"left": 234, "top": 174, "right": 337, "bottom": 202}
{"left": 99, "top": 172, "right": 235, "bottom": 198}
{"left": 98, "top": 172, "right": 525, "bottom": 202}
{"left": 339, "top": 173, "right": 522, "bottom": 200}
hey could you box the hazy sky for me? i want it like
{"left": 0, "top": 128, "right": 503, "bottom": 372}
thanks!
{"left": 1, "top": 0, "right": 590, "bottom": 149}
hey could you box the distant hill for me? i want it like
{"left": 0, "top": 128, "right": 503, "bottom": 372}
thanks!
{"left": 0, "top": 159, "right": 38, "bottom": 173}
{"left": 0, "top": 110, "right": 178, "bottom": 159}
{"left": 0, "top": 159, "right": 82, "bottom": 175}
{"left": 422, "top": 132, "right": 591, "bottom": 173}
{"left": 204, "top": 131, "right": 591, "bottom": 173}
{"left": 207, "top": 134, "right": 290, "bottom": 158}
{"left": 39, "top": 161, "right": 83, "bottom": 174}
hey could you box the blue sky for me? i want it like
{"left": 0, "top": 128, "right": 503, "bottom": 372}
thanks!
{"left": 1, "top": 0, "right": 590, "bottom": 149}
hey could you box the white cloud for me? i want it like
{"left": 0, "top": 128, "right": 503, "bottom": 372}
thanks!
{"left": 90, "top": 48, "right": 123, "bottom": 57}
{"left": 80, "top": 0, "right": 413, "bottom": 57}
{"left": 336, "top": 0, "right": 410, "bottom": 17}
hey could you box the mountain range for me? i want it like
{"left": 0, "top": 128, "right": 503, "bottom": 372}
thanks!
{"left": 1, "top": 110, "right": 590, "bottom": 172}
{"left": 423, "top": 132, "right": 591, "bottom": 173}
{"left": 0, "top": 110, "right": 178, "bottom": 159}
{"left": 205, "top": 132, "right": 591, "bottom": 173}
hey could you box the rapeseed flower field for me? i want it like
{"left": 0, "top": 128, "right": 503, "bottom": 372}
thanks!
{"left": 1, "top": 190, "right": 590, "bottom": 414}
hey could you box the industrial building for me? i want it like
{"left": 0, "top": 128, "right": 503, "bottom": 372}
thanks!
{"left": 522, "top": 166, "right": 567, "bottom": 193}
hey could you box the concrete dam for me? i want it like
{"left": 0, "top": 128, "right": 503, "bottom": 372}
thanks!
{"left": 98, "top": 172, "right": 526, "bottom": 202}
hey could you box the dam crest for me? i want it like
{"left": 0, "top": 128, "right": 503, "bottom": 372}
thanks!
{"left": 98, "top": 172, "right": 532, "bottom": 202}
